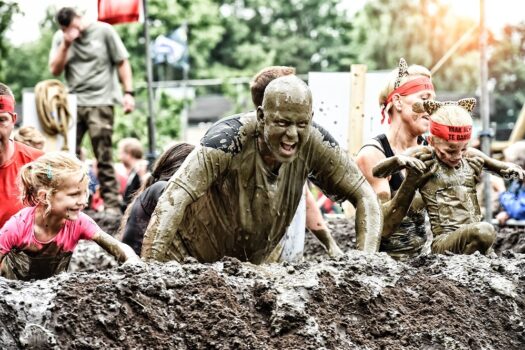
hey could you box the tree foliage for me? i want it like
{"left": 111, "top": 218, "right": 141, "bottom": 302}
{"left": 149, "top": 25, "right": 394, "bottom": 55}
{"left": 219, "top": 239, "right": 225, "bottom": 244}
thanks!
{"left": 2, "top": 0, "right": 525, "bottom": 146}
{"left": 0, "top": 1, "right": 20, "bottom": 82}
{"left": 350, "top": 0, "right": 480, "bottom": 92}
{"left": 489, "top": 22, "right": 525, "bottom": 126}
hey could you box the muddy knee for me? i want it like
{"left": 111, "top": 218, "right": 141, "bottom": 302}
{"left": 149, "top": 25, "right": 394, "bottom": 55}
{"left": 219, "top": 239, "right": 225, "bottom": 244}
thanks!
{"left": 471, "top": 222, "right": 495, "bottom": 253}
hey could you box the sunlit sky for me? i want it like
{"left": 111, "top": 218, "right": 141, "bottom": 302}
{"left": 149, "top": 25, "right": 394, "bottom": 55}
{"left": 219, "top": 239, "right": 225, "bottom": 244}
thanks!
{"left": 6, "top": 0, "right": 523, "bottom": 46}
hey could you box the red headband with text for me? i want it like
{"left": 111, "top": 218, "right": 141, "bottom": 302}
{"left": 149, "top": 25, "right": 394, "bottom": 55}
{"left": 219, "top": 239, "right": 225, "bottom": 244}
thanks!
{"left": 430, "top": 119, "right": 472, "bottom": 142}
{"left": 0, "top": 95, "right": 15, "bottom": 114}
{"left": 381, "top": 77, "right": 434, "bottom": 124}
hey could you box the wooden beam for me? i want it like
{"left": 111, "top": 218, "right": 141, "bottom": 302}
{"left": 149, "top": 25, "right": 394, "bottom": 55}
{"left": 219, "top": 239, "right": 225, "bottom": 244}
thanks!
{"left": 508, "top": 102, "right": 525, "bottom": 143}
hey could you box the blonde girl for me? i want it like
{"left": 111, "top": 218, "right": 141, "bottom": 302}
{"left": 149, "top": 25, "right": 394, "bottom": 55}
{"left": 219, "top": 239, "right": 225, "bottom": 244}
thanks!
{"left": 373, "top": 99, "right": 525, "bottom": 255}
{"left": 0, "top": 151, "right": 141, "bottom": 280}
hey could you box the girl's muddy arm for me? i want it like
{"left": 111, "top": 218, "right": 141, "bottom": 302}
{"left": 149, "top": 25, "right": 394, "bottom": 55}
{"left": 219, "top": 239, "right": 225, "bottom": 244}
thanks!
{"left": 92, "top": 231, "right": 141, "bottom": 263}
{"left": 468, "top": 148, "right": 525, "bottom": 181}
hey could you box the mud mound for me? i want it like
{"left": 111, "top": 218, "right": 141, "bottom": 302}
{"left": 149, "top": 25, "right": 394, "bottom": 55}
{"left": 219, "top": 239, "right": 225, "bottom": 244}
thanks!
{"left": 1, "top": 251, "right": 524, "bottom": 349}
{"left": 304, "top": 217, "right": 525, "bottom": 258}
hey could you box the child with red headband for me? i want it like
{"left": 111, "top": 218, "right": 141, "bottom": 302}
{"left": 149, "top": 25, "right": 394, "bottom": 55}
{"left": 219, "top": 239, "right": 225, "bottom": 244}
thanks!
{"left": 373, "top": 98, "right": 525, "bottom": 255}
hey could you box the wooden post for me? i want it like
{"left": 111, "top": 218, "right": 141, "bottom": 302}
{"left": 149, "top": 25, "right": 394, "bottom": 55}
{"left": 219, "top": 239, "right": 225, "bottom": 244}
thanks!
{"left": 343, "top": 64, "right": 367, "bottom": 219}
{"left": 508, "top": 102, "right": 525, "bottom": 144}
{"left": 348, "top": 64, "right": 367, "bottom": 157}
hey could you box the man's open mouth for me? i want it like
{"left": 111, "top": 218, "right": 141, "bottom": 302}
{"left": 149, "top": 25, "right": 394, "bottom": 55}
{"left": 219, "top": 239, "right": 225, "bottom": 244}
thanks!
{"left": 280, "top": 142, "right": 296, "bottom": 155}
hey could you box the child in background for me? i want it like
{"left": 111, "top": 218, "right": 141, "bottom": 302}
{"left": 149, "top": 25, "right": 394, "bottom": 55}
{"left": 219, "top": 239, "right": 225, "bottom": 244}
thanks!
{"left": 373, "top": 99, "right": 525, "bottom": 255}
{"left": 0, "top": 152, "right": 141, "bottom": 280}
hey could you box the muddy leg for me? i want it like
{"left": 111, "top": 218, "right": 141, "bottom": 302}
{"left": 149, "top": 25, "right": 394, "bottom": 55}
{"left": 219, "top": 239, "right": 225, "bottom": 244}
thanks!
{"left": 431, "top": 222, "right": 495, "bottom": 255}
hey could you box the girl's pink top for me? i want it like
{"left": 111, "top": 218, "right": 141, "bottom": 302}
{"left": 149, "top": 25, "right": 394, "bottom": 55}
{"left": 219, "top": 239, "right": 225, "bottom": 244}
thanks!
{"left": 0, "top": 207, "right": 100, "bottom": 255}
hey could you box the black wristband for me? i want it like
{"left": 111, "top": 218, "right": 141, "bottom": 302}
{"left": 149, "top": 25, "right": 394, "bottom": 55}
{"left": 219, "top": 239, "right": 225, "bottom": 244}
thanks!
{"left": 124, "top": 91, "right": 135, "bottom": 97}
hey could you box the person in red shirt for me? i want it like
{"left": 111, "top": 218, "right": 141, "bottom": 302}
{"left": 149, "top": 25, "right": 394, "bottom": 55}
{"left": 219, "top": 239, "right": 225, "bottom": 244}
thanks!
{"left": 0, "top": 83, "right": 43, "bottom": 227}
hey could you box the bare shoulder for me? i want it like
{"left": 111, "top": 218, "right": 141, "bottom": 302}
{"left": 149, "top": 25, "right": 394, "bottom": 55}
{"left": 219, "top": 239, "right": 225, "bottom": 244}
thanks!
{"left": 356, "top": 139, "right": 386, "bottom": 172}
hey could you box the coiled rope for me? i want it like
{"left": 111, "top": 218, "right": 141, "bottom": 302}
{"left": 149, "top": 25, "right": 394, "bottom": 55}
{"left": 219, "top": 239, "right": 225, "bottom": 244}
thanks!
{"left": 34, "top": 79, "right": 72, "bottom": 151}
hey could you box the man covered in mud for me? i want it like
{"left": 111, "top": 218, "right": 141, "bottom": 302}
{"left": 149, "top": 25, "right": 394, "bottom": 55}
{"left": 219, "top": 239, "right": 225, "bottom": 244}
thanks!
{"left": 142, "top": 76, "right": 382, "bottom": 263}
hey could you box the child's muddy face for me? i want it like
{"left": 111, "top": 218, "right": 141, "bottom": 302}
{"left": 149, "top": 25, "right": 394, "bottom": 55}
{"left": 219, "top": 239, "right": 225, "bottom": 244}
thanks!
{"left": 431, "top": 137, "right": 469, "bottom": 168}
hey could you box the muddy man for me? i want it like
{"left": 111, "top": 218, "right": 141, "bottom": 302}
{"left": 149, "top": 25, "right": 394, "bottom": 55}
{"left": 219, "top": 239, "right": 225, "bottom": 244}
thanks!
{"left": 373, "top": 99, "right": 525, "bottom": 255}
{"left": 142, "top": 75, "right": 382, "bottom": 263}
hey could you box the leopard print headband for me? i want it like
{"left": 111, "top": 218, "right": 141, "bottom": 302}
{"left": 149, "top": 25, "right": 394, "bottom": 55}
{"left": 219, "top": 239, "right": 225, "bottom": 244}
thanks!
{"left": 412, "top": 98, "right": 477, "bottom": 115}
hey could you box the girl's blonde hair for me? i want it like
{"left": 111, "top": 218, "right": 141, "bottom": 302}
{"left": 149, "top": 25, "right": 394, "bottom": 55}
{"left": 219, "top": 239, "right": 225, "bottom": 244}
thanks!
{"left": 19, "top": 151, "right": 89, "bottom": 216}
{"left": 378, "top": 61, "right": 432, "bottom": 118}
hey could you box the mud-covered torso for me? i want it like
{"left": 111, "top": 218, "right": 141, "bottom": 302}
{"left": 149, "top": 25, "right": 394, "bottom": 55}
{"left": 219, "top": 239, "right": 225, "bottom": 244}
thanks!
{"left": 420, "top": 156, "right": 481, "bottom": 236}
{"left": 166, "top": 113, "right": 364, "bottom": 264}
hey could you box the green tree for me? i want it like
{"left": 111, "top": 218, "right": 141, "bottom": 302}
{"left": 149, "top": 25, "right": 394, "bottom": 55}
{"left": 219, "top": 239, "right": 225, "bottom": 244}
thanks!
{"left": 489, "top": 22, "right": 525, "bottom": 126}
{"left": 349, "top": 0, "right": 480, "bottom": 92}
{"left": 209, "top": 0, "right": 356, "bottom": 77}
{"left": 0, "top": 0, "right": 20, "bottom": 81}
{"left": 4, "top": 8, "right": 57, "bottom": 101}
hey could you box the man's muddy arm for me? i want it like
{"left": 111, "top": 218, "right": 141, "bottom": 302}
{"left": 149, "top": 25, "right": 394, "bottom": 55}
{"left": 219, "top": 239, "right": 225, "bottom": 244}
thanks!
{"left": 92, "top": 231, "right": 141, "bottom": 263}
{"left": 141, "top": 184, "right": 193, "bottom": 261}
{"left": 348, "top": 182, "right": 382, "bottom": 253}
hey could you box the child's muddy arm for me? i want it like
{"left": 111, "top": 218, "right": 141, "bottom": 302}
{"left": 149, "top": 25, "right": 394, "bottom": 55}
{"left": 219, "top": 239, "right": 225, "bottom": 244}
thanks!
{"left": 93, "top": 231, "right": 141, "bottom": 263}
{"left": 468, "top": 148, "right": 525, "bottom": 181}
{"left": 141, "top": 185, "right": 193, "bottom": 261}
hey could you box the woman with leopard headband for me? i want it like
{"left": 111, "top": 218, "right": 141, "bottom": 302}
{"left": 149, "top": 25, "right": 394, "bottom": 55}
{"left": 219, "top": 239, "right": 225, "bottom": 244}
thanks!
{"left": 372, "top": 99, "right": 525, "bottom": 255}
{"left": 356, "top": 58, "right": 436, "bottom": 260}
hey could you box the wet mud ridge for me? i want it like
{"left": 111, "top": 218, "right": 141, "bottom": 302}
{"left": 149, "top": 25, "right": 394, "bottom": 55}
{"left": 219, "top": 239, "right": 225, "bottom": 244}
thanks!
{"left": 0, "top": 249, "right": 524, "bottom": 349}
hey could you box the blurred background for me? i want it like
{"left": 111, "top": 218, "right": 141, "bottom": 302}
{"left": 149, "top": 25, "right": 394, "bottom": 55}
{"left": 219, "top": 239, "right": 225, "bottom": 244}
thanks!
{"left": 1, "top": 0, "right": 523, "bottom": 150}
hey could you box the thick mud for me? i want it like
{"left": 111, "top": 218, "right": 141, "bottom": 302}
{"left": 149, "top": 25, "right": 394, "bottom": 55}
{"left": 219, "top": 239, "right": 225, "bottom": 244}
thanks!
{"left": 1, "top": 215, "right": 524, "bottom": 349}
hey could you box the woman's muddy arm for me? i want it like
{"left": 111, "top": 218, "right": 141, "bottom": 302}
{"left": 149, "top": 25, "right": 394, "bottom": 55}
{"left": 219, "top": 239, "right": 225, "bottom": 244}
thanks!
{"left": 305, "top": 187, "right": 343, "bottom": 257}
{"left": 92, "top": 231, "right": 141, "bottom": 263}
{"left": 141, "top": 185, "right": 194, "bottom": 261}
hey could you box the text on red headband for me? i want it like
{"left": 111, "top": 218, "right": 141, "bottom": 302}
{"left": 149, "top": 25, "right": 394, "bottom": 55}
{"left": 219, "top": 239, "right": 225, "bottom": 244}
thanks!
{"left": 430, "top": 120, "right": 472, "bottom": 142}
{"left": 0, "top": 95, "right": 15, "bottom": 114}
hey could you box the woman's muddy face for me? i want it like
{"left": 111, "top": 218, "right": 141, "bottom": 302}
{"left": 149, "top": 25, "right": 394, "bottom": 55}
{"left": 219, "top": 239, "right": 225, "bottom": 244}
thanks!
{"left": 399, "top": 90, "right": 435, "bottom": 135}
{"left": 431, "top": 137, "right": 469, "bottom": 168}
{"left": 262, "top": 102, "right": 312, "bottom": 163}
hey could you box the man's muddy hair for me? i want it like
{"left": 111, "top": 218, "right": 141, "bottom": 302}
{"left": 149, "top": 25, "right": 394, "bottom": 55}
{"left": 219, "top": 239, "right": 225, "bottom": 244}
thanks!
{"left": 56, "top": 7, "right": 79, "bottom": 27}
{"left": 250, "top": 66, "right": 296, "bottom": 108}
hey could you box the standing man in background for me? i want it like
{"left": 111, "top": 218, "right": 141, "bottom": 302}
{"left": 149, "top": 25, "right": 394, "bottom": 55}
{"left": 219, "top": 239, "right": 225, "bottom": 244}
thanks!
{"left": 49, "top": 7, "right": 135, "bottom": 215}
